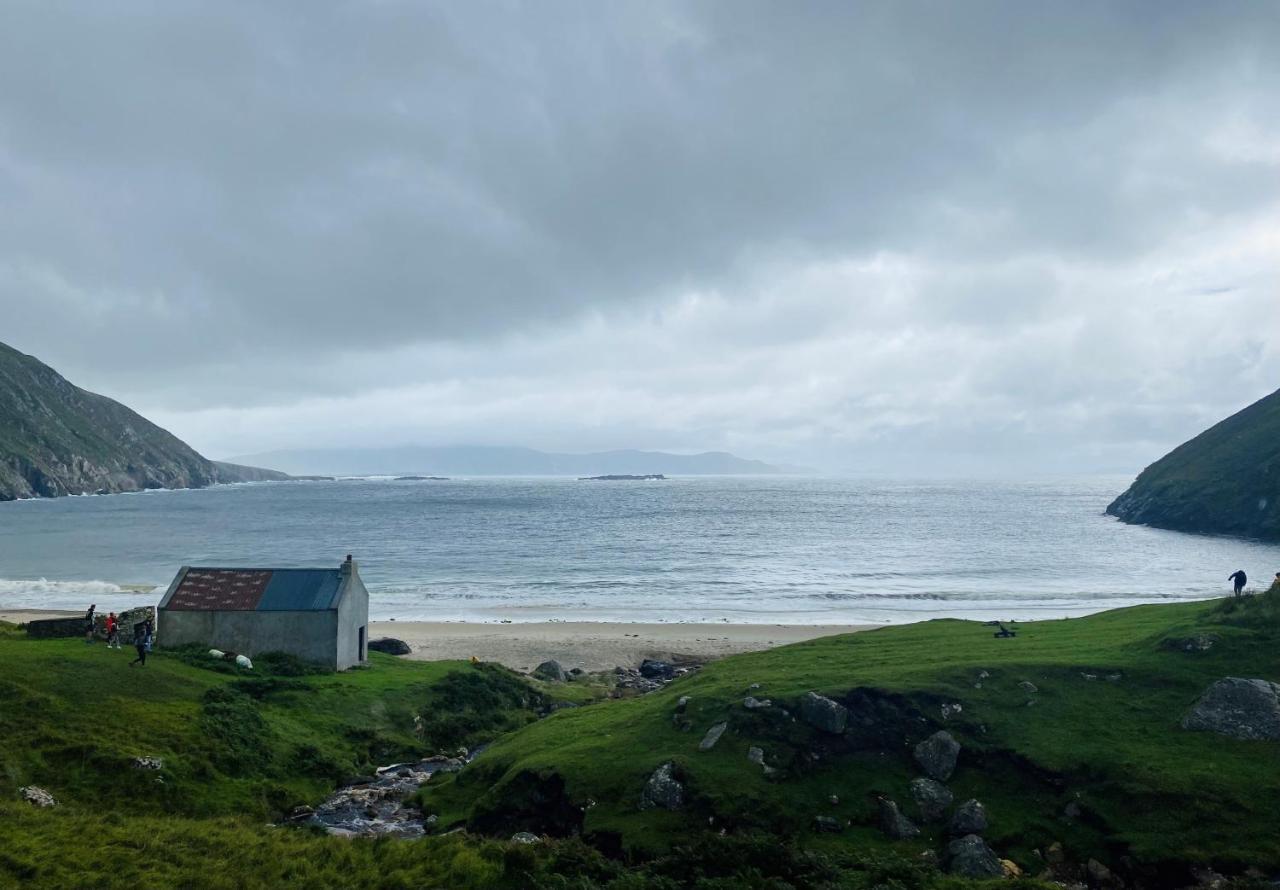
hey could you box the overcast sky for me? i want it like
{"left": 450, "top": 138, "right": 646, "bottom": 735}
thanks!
{"left": 2, "top": 1, "right": 1277, "bottom": 474}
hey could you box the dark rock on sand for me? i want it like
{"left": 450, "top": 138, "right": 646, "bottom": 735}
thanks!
{"left": 639, "top": 659, "right": 676, "bottom": 680}
{"left": 368, "top": 638, "right": 411, "bottom": 656}
{"left": 533, "top": 660, "right": 567, "bottom": 682}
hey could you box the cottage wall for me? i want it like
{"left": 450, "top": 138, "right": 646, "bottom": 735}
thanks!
{"left": 159, "top": 609, "right": 339, "bottom": 670}
{"left": 335, "top": 571, "right": 370, "bottom": 670}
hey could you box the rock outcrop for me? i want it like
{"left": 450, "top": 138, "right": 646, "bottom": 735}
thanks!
{"left": 909, "top": 777, "right": 953, "bottom": 822}
{"left": 913, "top": 730, "right": 961, "bottom": 781}
{"left": 877, "top": 798, "right": 921, "bottom": 840}
{"left": 799, "top": 691, "right": 848, "bottom": 734}
{"left": 368, "top": 638, "right": 412, "bottom": 656}
{"left": 945, "top": 834, "right": 1003, "bottom": 878}
{"left": 949, "top": 799, "right": 988, "bottom": 835}
{"left": 532, "top": 660, "right": 567, "bottom": 682}
{"left": 639, "top": 762, "right": 684, "bottom": 810}
{"left": 1182, "top": 677, "right": 1280, "bottom": 741}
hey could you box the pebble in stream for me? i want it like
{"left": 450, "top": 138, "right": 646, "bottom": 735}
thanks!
{"left": 294, "top": 755, "right": 465, "bottom": 838}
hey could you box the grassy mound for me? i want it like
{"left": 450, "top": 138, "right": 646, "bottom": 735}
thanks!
{"left": 421, "top": 598, "right": 1280, "bottom": 883}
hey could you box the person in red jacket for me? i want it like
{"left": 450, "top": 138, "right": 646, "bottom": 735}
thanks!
{"left": 105, "top": 612, "right": 120, "bottom": 649}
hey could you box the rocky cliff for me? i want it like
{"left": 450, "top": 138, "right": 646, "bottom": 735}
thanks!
{"left": 1107, "top": 388, "right": 1280, "bottom": 540}
{"left": 0, "top": 341, "right": 286, "bottom": 500}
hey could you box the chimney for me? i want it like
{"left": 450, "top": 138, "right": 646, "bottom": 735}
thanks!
{"left": 341, "top": 554, "right": 355, "bottom": 576}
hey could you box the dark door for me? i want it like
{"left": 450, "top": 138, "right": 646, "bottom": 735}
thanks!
{"left": 358, "top": 625, "right": 366, "bottom": 661}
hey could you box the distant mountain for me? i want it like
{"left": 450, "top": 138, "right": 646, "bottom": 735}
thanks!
{"left": 0, "top": 341, "right": 288, "bottom": 501}
{"left": 1107, "top": 388, "right": 1280, "bottom": 541}
{"left": 225, "top": 445, "right": 797, "bottom": 477}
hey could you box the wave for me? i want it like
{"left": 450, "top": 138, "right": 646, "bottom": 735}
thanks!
{"left": 0, "top": 578, "right": 160, "bottom": 611}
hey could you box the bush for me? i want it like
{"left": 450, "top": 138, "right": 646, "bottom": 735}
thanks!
{"left": 416, "top": 664, "right": 548, "bottom": 751}
{"left": 199, "top": 687, "right": 271, "bottom": 775}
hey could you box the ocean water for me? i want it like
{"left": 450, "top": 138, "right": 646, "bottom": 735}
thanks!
{"left": 0, "top": 476, "right": 1277, "bottom": 624}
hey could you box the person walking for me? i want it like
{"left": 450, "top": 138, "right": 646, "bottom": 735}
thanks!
{"left": 84, "top": 604, "right": 96, "bottom": 643}
{"left": 1229, "top": 569, "right": 1248, "bottom": 596}
{"left": 105, "top": 612, "right": 120, "bottom": 649}
{"left": 129, "top": 618, "right": 153, "bottom": 667}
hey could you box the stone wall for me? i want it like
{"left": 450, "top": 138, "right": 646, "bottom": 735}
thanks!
{"left": 24, "top": 617, "right": 86, "bottom": 638}
{"left": 26, "top": 606, "right": 157, "bottom": 643}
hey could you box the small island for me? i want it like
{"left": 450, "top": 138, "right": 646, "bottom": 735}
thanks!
{"left": 577, "top": 474, "right": 666, "bottom": 481}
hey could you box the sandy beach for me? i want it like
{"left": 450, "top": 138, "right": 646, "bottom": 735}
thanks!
{"left": 0, "top": 609, "right": 875, "bottom": 672}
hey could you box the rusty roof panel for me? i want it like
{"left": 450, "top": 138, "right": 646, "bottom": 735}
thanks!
{"left": 166, "top": 569, "right": 273, "bottom": 611}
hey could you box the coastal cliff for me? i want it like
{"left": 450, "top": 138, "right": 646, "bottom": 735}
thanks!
{"left": 0, "top": 341, "right": 287, "bottom": 501}
{"left": 1107, "top": 387, "right": 1280, "bottom": 540}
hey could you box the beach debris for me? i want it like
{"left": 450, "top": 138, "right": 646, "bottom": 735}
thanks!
{"left": 19, "top": 786, "right": 56, "bottom": 808}
{"left": 1182, "top": 677, "right": 1280, "bottom": 741}
{"left": 799, "top": 691, "right": 848, "bottom": 734}
{"left": 533, "top": 660, "right": 567, "bottom": 682}
{"left": 368, "top": 637, "right": 411, "bottom": 656}
{"left": 813, "top": 815, "right": 843, "bottom": 833}
{"left": 877, "top": 797, "right": 921, "bottom": 840}
{"left": 743, "top": 696, "right": 771, "bottom": 710}
{"left": 914, "top": 730, "right": 961, "bottom": 781}
{"left": 949, "top": 799, "right": 988, "bottom": 836}
{"left": 698, "top": 721, "right": 728, "bottom": 751}
{"left": 131, "top": 756, "right": 164, "bottom": 771}
{"left": 945, "top": 834, "right": 1003, "bottom": 878}
{"left": 909, "top": 777, "right": 953, "bottom": 822}
{"left": 639, "top": 762, "right": 684, "bottom": 811}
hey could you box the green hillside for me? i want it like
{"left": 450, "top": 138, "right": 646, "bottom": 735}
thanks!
{"left": 4, "top": 594, "right": 1280, "bottom": 888}
{"left": 0, "top": 341, "right": 287, "bottom": 500}
{"left": 1108, "top": 388, "right": 1280, "bottom": 540}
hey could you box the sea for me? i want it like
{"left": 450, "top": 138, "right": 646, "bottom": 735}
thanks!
{"left": 0, "top": 476, "right": 1277, "bottom": 624}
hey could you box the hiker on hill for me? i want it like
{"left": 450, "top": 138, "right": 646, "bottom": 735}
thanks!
{"left": 1229, "top": 569, "right": 1247, "bottom": 596}
{"left": 105, "top": 612, "right": 120, "bottom": 649}
{"left": 130, "top": 618, "right": 153, "bottom": 667}
{"left": 84, "top": 604, "right": 96, "bottom": 643}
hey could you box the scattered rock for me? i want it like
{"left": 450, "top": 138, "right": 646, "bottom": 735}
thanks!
{"left": 746, "top": 683, "right": 762, "bottom": 691}
{"left": 1018, "top": 680, "right": 1038, "bottom": 694}
{"left": 941, "top": 702, "right": 963, "bottom": 720}
{"left": 949, "top": 799, "right": 988, "bottom": 835}
{"left": 1080, "top": 672, "right": 1098, "bottom": 681}
{"left": 568, "top": 667, "right": 583, "bottom": 676}
{"left": 1105, "top": 673, "right": 1123, "bottom": 683}
{"left": 813, "top": 815, "right": 843, "bottom": 833}
{"left": 367, "top": 637, "right": 411, "bottom": 656}
{"left": 1160, "top": 633, "right": 1220, "bottom": 653}
{"left": 945, "top": 834, "right": 1003, "bottom": 879}
{"left": 743, "top": 696, "right": 772, "bottom": 709}
{"left": 639, "top": 762, "right": 684, "bottom": 811}
{"left": 132, "top": 756, "right": 164, "bottom": 770}
{"left": 799, "top": 691, "right": 848, "bottom": 734}
{"left": 913, "top": 730, "right": 961, "bottom": 781}
{"left": 909, "top": 777, "right": 953, "bottom": 822}
{"left": 878, "top": 798, "right": 921, "bottom": 840}
{"left": 1001, "top": 859, "right": 1024, "bottom": 878}
{"left": 698, "top": 721, "right": 728, "bottom": 751}
{"left": 1087, "top": 858, "right": 1118, "bottom": 887}
{"left": 286, "top": 805, "right": 315, "bottom": 822}
{"left": 20, "top": 786, "right": 56, "bottom": 808}
{"left": 1045, "top": 841, "right": 1065, "bottom": 865}
{"left": 1181, "top": 677, "right": 1280, "bottom": 741}
{"left": 639, "top": 659, "right": 676, "bottom": 680}
{"left": 675, "top": 695, "right": 691, "bottom": 713}
{"left": 511, "top": 831, "right": 540, "bottom": 844}
{"left": 532, "top": 660, "right": 567, "bottom": 682}
{"left": 1062, "top": 800, "right": 1082, "bottom": 820}
{"left": 746, "top": 746, "right": 777, "bottom": 776}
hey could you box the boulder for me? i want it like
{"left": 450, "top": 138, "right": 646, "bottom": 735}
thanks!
{"left": 1087, "top": 858, "right": 1119, "bottom": 888}
{"left": 743, "top": 696, "right": 772, "bottom": 709}
{"left": 131, "top": 756, "right": 164, "bottom": 771}
{"left": 877, "top": 797, "right": 921, "bottom": 840}
{"left": 747, "top": 746, "right": 777, "bottom": 776}
{"left": 639, "top": 762, "right": 684, "bottom": 811}
{"left": 511, "top": 831, "right": 540, "bottom": 844}
{"left": 1182, "top": 678, "right": 1280, "bottom": 740}
{"left": 532, "top": 660, "right": 567, "bottom": 682}
{"left": 813, "top": 815, "right": 843, "bottom": 833}
{"left": 368, "top": 638, "right": 412, "bottom": 656}
{"left": 799, "top": 691, "right": 848, "bottom": 734}
{"left": 945, "top": 834, "right": 1003, "bottom": 879}
{"left": 913, "top": 730, "right": 961, "bottom": 781}
{"left": 949, "top": 798, "right": 988, "bottom": 835}
{"left": 19, "top": 786, "right": 56, "bottom": 808}
{"left": 909, "top": 776, "right": 953, "bottom": 822}
{"left": 1018, "top": 680, "right": 1038, "bottom": 694}
{"left": 698, "top": 721, "right": 728, "bottom": 751}
{"left": 639, "top": 659, "right": 675, "bottom": 680}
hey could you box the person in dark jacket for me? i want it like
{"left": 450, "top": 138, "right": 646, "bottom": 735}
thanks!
{"left": 1229, "top": 569, "right": 1247, "bottom": 596}
{"left": 84, "top": 604, "right": 96, "bottom": 643}
{"left": 129, "top": 619, "right": 153, "bottom": 667}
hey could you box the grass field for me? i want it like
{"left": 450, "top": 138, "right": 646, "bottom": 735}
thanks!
{"left": 2, "top": 590, "right": 1278, "bottom": 888}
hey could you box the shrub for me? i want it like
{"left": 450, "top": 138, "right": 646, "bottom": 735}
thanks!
{"left": 198, "top": 687, "right": 271, "bottom": 775}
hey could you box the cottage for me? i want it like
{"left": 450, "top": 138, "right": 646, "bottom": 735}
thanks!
{"left": 157, "top": 555, "right": 370, "bottom": 670}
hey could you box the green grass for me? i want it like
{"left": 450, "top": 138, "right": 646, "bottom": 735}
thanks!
{"left": 421, "top": 594, "right": 1280, "bottom": 879}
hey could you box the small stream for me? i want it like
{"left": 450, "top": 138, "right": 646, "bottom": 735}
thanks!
{"left": 291, "top": 752, "right": 473, "bottom": 838}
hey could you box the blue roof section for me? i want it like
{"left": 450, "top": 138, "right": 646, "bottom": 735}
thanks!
{"left": 256, "top": 569, "right": 343, "bottom": 611}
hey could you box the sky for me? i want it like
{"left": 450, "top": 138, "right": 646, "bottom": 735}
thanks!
{"left": 1, "top": 1, "right": 1278, "bottom": 475}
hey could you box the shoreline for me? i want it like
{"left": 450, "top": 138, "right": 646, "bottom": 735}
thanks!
{"left": 0, "top": 609, "right": 877, "bottom": 672}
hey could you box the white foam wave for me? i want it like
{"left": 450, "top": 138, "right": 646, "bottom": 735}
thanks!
{"left": 0, "top": 578, "right": 160, "bottom": 611}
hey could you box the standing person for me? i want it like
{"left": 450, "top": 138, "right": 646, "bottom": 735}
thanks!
{"left": 105, "top": 612, "right": 120, "bottom": 649}
{"left": 129, "top": 618, "right": 153, "bottom": 667}
{"left": 1229, "top": 569, "right": 1248, "bottom": 596}
{"left": 84, "top": 604, "right": 96, "bottom": 643}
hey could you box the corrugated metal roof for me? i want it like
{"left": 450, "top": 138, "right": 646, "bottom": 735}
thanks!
{"left": 164, "top": 567, "right": 343, "bottom": 612}
{"left": 257, "top": 569, "right": 342, "bottom": 611}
